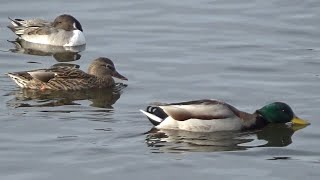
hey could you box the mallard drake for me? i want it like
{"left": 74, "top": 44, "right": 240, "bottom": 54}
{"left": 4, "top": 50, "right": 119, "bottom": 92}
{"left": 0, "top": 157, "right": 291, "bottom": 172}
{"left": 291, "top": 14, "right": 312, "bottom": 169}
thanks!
{"left": 7, "top": 57, "right": 127, "bottom": 91}
{"left": 140, "top": 99, "right": 310, "bottom": 132}
{"left": 8, "top": 14, "right": 85, "bottom": 46}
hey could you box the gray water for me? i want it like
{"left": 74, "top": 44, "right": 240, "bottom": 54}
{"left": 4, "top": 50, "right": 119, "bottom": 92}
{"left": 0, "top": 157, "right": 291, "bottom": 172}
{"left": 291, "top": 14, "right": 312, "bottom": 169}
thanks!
{"left": 0, "top": 0, "right": 320, "bottom": 179}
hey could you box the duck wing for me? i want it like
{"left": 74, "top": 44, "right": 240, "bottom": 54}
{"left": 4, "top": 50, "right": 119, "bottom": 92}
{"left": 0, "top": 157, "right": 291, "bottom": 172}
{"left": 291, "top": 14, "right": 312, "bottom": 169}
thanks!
{"left": 158, "top": 99, "right": 237, "bottom": 121}
{"left": 53, "top": 67, "right": 92, "bottom": 80}
{"left": 8, "top": 17, "right": 51, "bottom": 35}
{"left": 26, "top": 65, "right": 90, "bottom": 83}
{"left": 22, "top": 26, "right": 57, "bottom": 36}
{"left": 8, "top": 17, "right": 49, "bottom": 27}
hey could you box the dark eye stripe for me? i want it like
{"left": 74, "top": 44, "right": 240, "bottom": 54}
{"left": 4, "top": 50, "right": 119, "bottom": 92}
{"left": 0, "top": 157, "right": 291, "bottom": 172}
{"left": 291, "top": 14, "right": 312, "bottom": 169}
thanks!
{"left": 107, "top": 65, "right": 115, "bottom": 71}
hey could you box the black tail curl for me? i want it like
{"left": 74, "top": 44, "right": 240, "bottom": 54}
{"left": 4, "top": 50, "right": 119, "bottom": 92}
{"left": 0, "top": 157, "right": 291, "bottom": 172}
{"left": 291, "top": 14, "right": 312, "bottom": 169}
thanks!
{"left": 146, "top": 106, "right": 168, "bottom": 126}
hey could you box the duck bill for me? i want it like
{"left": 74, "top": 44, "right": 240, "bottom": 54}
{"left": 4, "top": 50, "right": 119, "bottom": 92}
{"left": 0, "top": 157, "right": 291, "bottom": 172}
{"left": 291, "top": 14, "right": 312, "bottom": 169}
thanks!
{"left": 112, "top": 71, "right": 128, "bottom": 81}
{"left": 291, "top": 116, "right": 310, "bottom": 125}
{"left": 292, "top": 125, "right": 308, "bottom": 132}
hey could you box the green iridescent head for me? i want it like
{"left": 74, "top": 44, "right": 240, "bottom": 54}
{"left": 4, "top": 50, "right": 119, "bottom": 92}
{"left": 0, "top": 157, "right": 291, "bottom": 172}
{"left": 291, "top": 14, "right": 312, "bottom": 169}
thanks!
{"left": 257, "top": 102, "right": 309, "bottom": 125}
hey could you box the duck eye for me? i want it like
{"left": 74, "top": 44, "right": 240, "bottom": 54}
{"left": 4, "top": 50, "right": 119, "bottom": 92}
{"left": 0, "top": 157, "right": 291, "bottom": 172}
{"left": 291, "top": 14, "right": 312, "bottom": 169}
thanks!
{"left": 106, "top": 64, "right": 115, "bottom": 71}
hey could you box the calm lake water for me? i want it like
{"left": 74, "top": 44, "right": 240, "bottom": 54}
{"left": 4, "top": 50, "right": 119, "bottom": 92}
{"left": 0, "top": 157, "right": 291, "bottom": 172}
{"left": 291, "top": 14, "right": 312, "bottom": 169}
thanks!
{"left": 0, "top": 0, "right": 320, "bottom": 179}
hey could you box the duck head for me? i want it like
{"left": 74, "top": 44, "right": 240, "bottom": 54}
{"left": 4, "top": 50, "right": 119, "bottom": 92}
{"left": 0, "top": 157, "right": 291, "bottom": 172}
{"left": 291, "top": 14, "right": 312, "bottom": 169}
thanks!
{"left": 257, "top": 102, "right": 310, "bottom": 125}
{"left": 88, "top": 57, "right": 128, "bottom": 80}
{"left": 52, "top": 14, "right": 83, "bottom": 32}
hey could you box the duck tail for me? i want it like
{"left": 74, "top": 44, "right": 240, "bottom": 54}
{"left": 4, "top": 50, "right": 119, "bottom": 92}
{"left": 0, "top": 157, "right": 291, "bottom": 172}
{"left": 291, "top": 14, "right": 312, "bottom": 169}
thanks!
{"left": 7, "top": 17, "right": 26, "bottom": 35}
{"left": 7, "top": 73, "right": 29, "bottom": 88}
{"left": 140, "top": 106, "right": 168, "bottom": 126}
{"left": 8, "top": 17, "right": 23, "bottom": 27}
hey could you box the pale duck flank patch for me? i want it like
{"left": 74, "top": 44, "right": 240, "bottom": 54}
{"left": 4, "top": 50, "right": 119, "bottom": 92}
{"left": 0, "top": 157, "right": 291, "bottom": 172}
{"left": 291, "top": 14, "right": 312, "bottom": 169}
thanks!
{"left": 64, "top": 30, "right": 86, "bottom": 46}
{"left": 20, "top": 29, "right": 85, "bottom": 46}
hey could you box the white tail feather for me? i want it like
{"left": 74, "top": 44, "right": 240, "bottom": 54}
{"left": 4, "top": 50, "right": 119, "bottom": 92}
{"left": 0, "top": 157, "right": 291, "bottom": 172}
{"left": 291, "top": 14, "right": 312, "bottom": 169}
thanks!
{"left": 7, "top": 74, "right": 28, "bottom": 88}
{"left": 140, "top": 109, "right": 163, "bottom": 123}
{"left": 11, "top": 21, "right": 19, "bottom": 27}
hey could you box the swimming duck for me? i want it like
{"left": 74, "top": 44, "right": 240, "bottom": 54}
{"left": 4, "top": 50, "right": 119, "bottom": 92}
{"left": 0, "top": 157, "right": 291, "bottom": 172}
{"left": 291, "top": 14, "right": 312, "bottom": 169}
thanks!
{"left": 140, "top": 99, "right": 310, "bottom": 132}
{"left": 8, "top": 14, "right": 85, "bottom": 46}
{"left": 7, "top": 57, "right": 127, "bottom": 91}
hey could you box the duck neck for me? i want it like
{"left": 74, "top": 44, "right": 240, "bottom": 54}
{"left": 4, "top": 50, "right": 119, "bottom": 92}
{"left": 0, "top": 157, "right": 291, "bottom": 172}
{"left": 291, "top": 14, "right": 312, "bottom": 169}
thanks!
{"left": 242, "top": 112, "right": 269, "bottom": 131}
{"left": 88, "top": 65, "right": 109, "bottom": 79}
{"left": 97, "top": 76, "right": 115, "bottom": 88}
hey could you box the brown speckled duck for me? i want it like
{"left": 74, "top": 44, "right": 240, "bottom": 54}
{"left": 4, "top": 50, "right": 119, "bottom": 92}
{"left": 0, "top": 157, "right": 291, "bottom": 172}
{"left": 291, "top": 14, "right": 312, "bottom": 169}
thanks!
{"left": 7, "top": 57, "right": 128, "bottom": 91}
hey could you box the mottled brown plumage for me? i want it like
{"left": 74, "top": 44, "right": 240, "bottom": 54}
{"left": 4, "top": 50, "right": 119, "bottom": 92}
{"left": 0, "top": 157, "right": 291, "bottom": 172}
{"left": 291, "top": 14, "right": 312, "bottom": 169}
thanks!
{"left": 7, "top": 57, "right": 128, "bottom": 91}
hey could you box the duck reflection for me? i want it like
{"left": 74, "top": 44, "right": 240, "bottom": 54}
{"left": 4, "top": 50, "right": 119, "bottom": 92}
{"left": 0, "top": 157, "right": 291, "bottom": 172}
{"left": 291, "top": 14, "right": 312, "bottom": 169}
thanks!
{"left": 7, "top": 84, "right": 126, "bottom": 109}
{"left": 146, "top": 129, "right": 252, "bottom": 152}
{"left": 8, "top": 39, "right": 85, "bottom": 62}
{"left": 145, "top": 124, "right": 308, "bottom": 153}
{"left": 255, "top": 124, "right": 307, "bottom": 147}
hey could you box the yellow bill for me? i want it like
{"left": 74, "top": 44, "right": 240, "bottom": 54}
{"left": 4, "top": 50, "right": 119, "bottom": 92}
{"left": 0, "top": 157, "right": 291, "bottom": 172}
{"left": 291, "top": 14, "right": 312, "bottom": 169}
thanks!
{"left": 291, "top": 116, "right": 310, "bottom": 125}
{"left": 292, "top": 125, "right": 308, "bottom": 132}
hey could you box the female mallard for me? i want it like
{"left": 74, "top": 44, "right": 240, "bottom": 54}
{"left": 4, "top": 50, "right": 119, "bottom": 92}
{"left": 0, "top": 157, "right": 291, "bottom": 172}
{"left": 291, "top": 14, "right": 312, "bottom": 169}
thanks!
{"left": 7, "top": 57, "right": 127, "bottom": 91}
{"left": 140, "top": 99, "right": 310, "bottom": 132}
{"left": 8, "top": 14, "right": 85, "bottom": 46}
